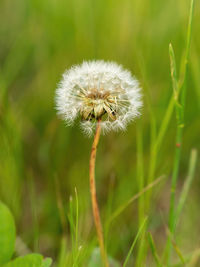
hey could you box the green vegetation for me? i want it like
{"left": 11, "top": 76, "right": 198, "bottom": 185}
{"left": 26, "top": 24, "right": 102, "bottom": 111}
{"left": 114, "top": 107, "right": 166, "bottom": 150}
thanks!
{"left": 0, "top": 201, "right": 52, "bottom": 266}
{"left": 0, "top": 0, "right": 199, "bottom": 266}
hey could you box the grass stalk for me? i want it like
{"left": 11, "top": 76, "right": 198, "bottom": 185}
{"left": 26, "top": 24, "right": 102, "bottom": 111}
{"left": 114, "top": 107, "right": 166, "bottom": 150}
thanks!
{"left": 54, "top": 175, "right": 68, "bottom": 266}
{"left": 107, "top": 175, "right": 165, "bottom": 226}
{"left": 74, "top": 187, "right": 79, "bottom": 252}
{"left": 136, "top": 122, "right": 145, "bottom": 228}
{"left": 68, "top": 196, "right": 75, "bottom": 262}
{"left": 73, "top": 187, "right": 80, "bottom": 267}
{"left": 28, "top": 174, "right": 39, "bottom": 253}
{"left": 54, "top": 175, "right": 68, "bottom": 237}
{"left": 175, "top": 149, "right": 198, "bottom": 226}
{"left": 89, "top": 119, "right": 108, "bottom": 267}
{"left": 167, "top": 42, "right": 181, "bottom": 235}
{"left": 148, "top": 232, "right": 162, "bottom": 267}
{"left": 165, "top": 226, "right": 186, "bottom": 265}
{"left": 123, "top": 216, "right": 148, "bottom": 267}
{"left": 166, "top": 1, "right": 195, "bottom": 263}
{"left": 171, "top": 248, "right": 200, "bottom": 267}
{"left": 136, "top": 122, "right": 146, "bottom": 266}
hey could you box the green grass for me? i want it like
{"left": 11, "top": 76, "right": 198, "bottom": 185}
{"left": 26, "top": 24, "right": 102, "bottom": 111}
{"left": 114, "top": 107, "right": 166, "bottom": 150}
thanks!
{"left": 0, "top": 0, "right": 200, "bottom": 266}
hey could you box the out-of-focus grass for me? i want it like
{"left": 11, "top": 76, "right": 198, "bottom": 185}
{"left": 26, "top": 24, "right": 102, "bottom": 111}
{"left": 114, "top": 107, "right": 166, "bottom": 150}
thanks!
{"left": 0, "top": 0, "right": 200, "bottom": 266}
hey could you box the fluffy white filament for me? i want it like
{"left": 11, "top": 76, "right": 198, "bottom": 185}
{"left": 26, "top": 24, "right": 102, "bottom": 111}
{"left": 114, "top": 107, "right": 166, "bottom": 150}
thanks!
{"left": 55, "top": 60, "right": 142, "bottom": 136}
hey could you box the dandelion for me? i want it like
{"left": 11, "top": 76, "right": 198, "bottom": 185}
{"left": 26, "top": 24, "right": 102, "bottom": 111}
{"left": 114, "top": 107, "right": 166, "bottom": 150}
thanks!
{"left": 55, "top": 60, "right": 142, "bottom": 267}
{"left": 56, "top": 60, "right": 142, "bottom": 136}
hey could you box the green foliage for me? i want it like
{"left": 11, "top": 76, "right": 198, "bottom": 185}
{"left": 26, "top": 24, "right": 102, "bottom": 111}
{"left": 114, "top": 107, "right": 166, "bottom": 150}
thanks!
{"left": 0, "top": 201, "right": 52, "bottom": 266}
{"left": 41, "top": 258, "right": 52, "bottom": 267}
{"left": 0, "top": 202, "right": 16, "bottom": 265}
{"left": 3, "top": 254, "right": 52, "bottom": 267}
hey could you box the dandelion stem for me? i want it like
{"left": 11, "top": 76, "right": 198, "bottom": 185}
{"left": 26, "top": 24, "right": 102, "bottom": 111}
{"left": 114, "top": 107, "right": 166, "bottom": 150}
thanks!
{"left": 89, "top": 119, "right": 109, "bottom": 267}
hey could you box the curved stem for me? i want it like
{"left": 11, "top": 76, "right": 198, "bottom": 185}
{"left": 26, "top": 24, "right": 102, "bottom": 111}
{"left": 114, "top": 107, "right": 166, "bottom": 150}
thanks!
{"left": 89, "top": 120, "right": 109, "bottom": 267}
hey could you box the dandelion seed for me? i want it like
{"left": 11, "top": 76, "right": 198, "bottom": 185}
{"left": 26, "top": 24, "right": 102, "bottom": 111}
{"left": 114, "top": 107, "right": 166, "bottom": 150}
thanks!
{"left": 56, "top": 60, "right": 142, "bottom": 136}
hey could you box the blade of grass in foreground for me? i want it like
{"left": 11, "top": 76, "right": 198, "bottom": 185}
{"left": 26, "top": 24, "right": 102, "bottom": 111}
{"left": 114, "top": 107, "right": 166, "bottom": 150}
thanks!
{"left": 68, "top": 192, "right": 80, "bottom": 266}
{"left": 54, "top": 174, "right": 68, "bottom": 267}
{"left": 140, "top": 40, "right": 182, "bottom": 267}
{"left": 165, "top": 226, "right": 186, "bottom": 265}
{"left": 167, "top": 42, "right": 181, "bottom": 236}
{"left": 148, "top": 232, "right": 162, "bottom": 267}
{"left": 171, "top": 248, "right": 200, "bottom": 267}
{"left": 162, "top": 149, "right": 197, "bottom": 264}
{"left": 54, "top": 174, "right": 68, "bottom": 236}
{"left": 166, "top": 0, "right": 195, "bottom": 263}
{"left": 123, "top": 217, "right": 148, "bottom": 267}
{"left": 136, "top": 121, "right": 145, "bottom": 230}
{"left": 188, "top": 248, "right": 200, "bottom": 267}
{"left": 58, "top": 236, "right": 68, "bottom": 267}
{"left": 29, "top": 175, "right": 39, "bottom": 252}
{"left": 105, "top": 176, "right": 165, "bottom": 267}
{"left": 175, "top": 149, "right": 198, "bottom": 226}
{"left": 106, "top": 175, "right": 165, "bottom": 227}
{"left": 72, "top": 187, "right": 80, "bottom": 267}
{"left": 136, "top": 121, "right": 146, "bottom": 267}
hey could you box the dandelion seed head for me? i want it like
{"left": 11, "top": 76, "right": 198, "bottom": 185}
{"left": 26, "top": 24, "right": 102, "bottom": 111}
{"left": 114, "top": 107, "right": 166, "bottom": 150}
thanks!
{"left": 56, "top": 60, "right": 142, "bottom": 136}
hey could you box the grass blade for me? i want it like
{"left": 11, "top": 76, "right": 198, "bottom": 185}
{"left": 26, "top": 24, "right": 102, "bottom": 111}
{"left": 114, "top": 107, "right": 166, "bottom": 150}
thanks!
{"left": 175, "top": 149, "right": 198, "bottom": 226}
{"left": 171, "top": 248, "right": 200, "bottom": 267}
{"left": 54, "top": 174, "right": 67, "bottom": 236}
{"left": 188, "top": 248, "right": 200, "bottom": 267}
{"left": 106, "top": 175, "right": 165, "bottom": 226}
{"left": 148, "top": 232, "right": 162, "bottom": 267}
{"left": 73, "top": 187, "right": 80, "bottom": 267}
{"left": 135, "top": 121, "right": 146, "bottom": 267}
{"left": 179, "top": 0, "right": 195, "bottom": 89}
{"left": 123, "top": 217, "right": 148, "bottom": 267}
{"left": 168, "top": 42, "right": 181, "bottom": 237}
{"left": 136, "top": 121, "right": 145, "bottom": 227}
{"left": 166, "top": 228, "right": 186, "bottom": 265}
{"left": 169, "top": 44, "right": 178, "bottom": 102}
{"left": 166, "top": 0, "right": 195, "bottom": 263}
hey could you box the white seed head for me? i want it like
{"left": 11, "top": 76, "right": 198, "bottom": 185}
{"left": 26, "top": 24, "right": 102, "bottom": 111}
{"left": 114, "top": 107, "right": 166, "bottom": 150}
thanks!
{"left": 55, "top": 60, "right": 142, "bottom": 136}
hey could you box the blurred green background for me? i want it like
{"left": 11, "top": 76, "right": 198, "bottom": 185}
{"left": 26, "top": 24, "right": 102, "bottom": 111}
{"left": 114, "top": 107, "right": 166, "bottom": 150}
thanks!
{"left": 0, "top": 0, "right": 200, "bottom": 265}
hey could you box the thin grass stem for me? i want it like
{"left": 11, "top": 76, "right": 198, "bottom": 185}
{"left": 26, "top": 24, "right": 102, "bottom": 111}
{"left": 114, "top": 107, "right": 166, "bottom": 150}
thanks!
{"left": 166, "top": 1, "right": 195, "bottom": 263}
{"left": 106, "top": 175, "right": 165, "bottom": 227}
{"left": 74, "top": 187, "right": 79, "bottom": 252}
{"left": 148, "top": 232, "right": 162, "bottom": 267}
{"left": 123, "top": 216, "right": 148, "bottom": 267}
{"left": 175, "top": 149, "right": 198, "bottom": 226}
{"left": 136, "top": 122, "right": 145, "bottom": 228}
